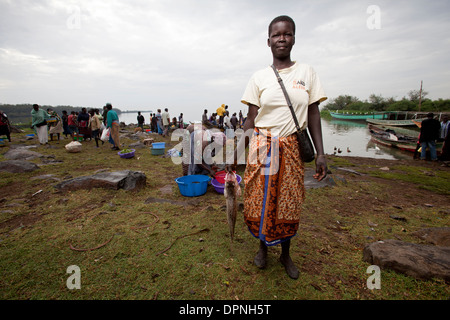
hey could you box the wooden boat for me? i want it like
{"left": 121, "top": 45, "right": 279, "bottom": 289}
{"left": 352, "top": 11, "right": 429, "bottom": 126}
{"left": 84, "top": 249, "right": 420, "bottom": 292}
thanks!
{"left": 368, "top": 124, "right": 419, "bottom": 139}
{"left": 330, "top": 111, "right": 387, "bottom": 120}
{"left": 366, "top": 118, "right": 426, "bottom": 127}
{"left": 368, "top": 127, "right": 442, "bottom": 154}
{"left": 369, "top": 132, "right": 418, "bottom": 152}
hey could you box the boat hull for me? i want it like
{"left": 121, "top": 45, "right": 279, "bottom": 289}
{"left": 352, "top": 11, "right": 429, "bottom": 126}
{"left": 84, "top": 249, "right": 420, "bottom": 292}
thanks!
{"left": 369, "top": 131, "right": 442, "bottom": 154}
{"left": 366, "top": 118, "right": 426, "bottom": 127}
{"left": 330, "top": 112, "right": 386, "bottom": 120}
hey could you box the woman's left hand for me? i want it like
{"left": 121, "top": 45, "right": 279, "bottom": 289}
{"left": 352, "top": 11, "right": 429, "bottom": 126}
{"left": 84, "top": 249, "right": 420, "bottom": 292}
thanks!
{"left": 207, "top": 167, "right": 217, "bottom": 179}
{"left": 313, "top": 155, "right": 328, "bottom": 181}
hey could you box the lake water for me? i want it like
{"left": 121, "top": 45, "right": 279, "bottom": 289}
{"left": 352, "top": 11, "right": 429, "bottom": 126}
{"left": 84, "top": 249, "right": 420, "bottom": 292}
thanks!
{"left": 321, "top": 119, "right": 412, "bottom": 160}
{"left": 119, "top": 112, "right": 414, "bottom": 160}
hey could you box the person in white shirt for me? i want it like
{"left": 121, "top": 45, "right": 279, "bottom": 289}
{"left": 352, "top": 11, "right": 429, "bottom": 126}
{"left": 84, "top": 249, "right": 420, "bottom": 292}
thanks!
{"left": 162, "top": 108, "right": 170, "bottom": 137}
{"left": 223, "top": 111, "right": 232, "bottom": 129}
{"left": 226, "top": 15, "right": 327, "bottom": 280}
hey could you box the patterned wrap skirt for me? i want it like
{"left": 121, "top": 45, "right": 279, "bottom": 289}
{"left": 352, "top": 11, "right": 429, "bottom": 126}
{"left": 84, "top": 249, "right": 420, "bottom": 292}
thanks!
{"left": 243, "top": 128, "right": 305, "bottom": 246}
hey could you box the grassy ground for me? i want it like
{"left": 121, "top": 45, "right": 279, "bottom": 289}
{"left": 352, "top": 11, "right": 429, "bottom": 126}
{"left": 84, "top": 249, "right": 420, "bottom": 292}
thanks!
{"left": 0, "top": 127, "right": 449, "bottom": 300}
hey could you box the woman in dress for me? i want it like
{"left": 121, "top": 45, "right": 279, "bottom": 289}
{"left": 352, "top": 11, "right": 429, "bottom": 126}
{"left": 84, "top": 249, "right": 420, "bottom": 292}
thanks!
{"left": 31, "top": 104, "right": 50, "bottom": 145}
{"left": 227, "top": 15, "right": 328, "bottom": 279}
{"left": 47, "top": 109, "right": 63, "bottom": 142}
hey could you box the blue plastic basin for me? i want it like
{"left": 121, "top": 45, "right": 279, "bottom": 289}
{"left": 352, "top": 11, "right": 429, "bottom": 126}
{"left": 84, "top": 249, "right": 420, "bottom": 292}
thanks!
{"left": 152, "top": 142, "right": 165, "bottom": 149}
{"left": 175, "top": 175, "right": 211, "bottom": 197}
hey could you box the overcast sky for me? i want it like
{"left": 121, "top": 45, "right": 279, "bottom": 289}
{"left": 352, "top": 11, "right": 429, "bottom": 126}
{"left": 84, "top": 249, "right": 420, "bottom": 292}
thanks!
{"left": 1, "top": 0, "right": 449, "bottom": 122}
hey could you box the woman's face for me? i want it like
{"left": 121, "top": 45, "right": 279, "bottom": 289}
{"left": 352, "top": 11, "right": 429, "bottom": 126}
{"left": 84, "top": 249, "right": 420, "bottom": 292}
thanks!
{"left": 268, "top": 21, "right": 295, "bottom": 59}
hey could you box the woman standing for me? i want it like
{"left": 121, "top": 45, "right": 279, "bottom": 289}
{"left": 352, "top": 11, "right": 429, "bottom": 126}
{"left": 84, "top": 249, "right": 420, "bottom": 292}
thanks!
{"left": 0, "top": 110, "right": 11, "bottom": 142}
{"left": 67, "top": 111, "right": 78, "bottom": 137}
{"left": 47, "top": 108, "right": 63, "bottom": 142}
{"left": 238, "top": 110, "right": 243, "bottom": 128}
{"left": 77, "top": 107, "right": 91, "bottom": 141}
{"left": 31, "top": 104, "right": 50, "bottom": 145}
{"left": 156, "top": 109, "right": 163, "bottom": 135}
{"left": 61, "top": 110, "right": 71, "bottom": 138}
{"left": 89, "top": 109, "right": 102, "bottom": 147}
{"left": 179, "top": 113, "right": 184, "bottom": 129}
{"left": 227, "top": 16, "right": 328, "bottom": 279}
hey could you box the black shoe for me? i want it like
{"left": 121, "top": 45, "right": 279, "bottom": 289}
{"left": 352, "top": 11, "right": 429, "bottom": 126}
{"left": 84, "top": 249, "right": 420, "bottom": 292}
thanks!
{"left": 280, "top": 256, "right": 299, "bottom": 280}
{"left": 254, "top": 250, "right": 267, "bottom": 269}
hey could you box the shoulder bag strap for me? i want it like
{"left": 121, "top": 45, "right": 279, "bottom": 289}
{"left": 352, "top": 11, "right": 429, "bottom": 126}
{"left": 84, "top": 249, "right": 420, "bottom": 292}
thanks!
{"left": 271, "top": 64, "right": 302, "bottom": 132}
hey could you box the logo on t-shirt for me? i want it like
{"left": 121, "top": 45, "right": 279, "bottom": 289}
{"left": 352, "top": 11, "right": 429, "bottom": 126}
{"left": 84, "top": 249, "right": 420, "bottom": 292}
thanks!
{"left": 293, "top": 80, "right": 306, "bottom": 90}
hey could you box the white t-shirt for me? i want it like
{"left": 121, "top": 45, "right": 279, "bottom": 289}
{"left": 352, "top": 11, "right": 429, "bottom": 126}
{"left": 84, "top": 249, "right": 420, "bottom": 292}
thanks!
{"left": 224, "top": 115, "right": 231, "bottom": 128}
{"left": 162, "top": 111, "right": 170, "bottom": 126}
{"left": 241, "top": 62, "right": 327, "bottom": 137}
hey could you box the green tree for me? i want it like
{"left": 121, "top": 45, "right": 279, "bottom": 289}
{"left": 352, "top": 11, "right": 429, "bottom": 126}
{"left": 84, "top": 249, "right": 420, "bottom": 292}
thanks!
{"left": 368, "top": 94, "right": 388, "bottom": 111}
{"left": 407, "top": 89, "right": 428, "bottom": 102}
{"left": 433, "top": 99, "right": 450, "bottom": 111}
{"left": 386, "top": 99, "right": 416, "bottom": 111}
{"left": 324, "top": 95, "right": 360, "bottom": 110}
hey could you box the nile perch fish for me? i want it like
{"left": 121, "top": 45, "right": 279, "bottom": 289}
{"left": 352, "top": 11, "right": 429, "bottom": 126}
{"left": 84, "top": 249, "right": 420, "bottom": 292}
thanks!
{"left": 224, "top": 172, "right": 241, "bottom": 241}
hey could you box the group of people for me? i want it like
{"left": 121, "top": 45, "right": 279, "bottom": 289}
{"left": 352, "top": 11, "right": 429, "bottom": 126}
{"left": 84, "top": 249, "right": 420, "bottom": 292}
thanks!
{"left": 202, "top": 106, "right": 245, "bottom": 130}
{"left": 148, "top": 108, "right": 175, "bottom": 137}
{"left": 30, "top": 103, "right": 121, "bottom": 150}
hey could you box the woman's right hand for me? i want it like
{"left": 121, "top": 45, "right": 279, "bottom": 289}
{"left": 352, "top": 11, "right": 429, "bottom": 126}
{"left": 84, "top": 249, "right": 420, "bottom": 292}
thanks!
{"left": 225, "top": 163, "right": 236, "bottom": 173}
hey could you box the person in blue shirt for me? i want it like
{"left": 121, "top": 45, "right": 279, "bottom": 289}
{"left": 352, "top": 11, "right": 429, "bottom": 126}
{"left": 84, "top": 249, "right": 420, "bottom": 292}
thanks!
{"left": 106, "top": 103, "right": 120, "bottom": 150}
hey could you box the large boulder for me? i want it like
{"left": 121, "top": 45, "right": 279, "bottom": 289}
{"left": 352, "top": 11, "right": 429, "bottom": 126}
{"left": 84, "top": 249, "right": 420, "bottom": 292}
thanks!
{"left": 54, "top": 170, "right": 146, "bottom": 192}
{"left": 0, "top": 160, "right": 40, "bottom": 173}
{"left": 2, "top": 148, "right": 43, "bottom": 160}
{"left": 363, "top": 239, "right": 450, "bottom": 281}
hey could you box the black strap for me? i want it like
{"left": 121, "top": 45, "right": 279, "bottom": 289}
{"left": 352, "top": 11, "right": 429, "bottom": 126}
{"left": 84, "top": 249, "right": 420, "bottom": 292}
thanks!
{"left": 271, "top": 64, "right": 302, "bottom": 132}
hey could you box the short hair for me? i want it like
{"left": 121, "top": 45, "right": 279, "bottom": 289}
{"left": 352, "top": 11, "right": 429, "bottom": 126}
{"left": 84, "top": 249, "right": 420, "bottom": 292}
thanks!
{"left": 268, "top": 15, "right": 296, "bottom": 36}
